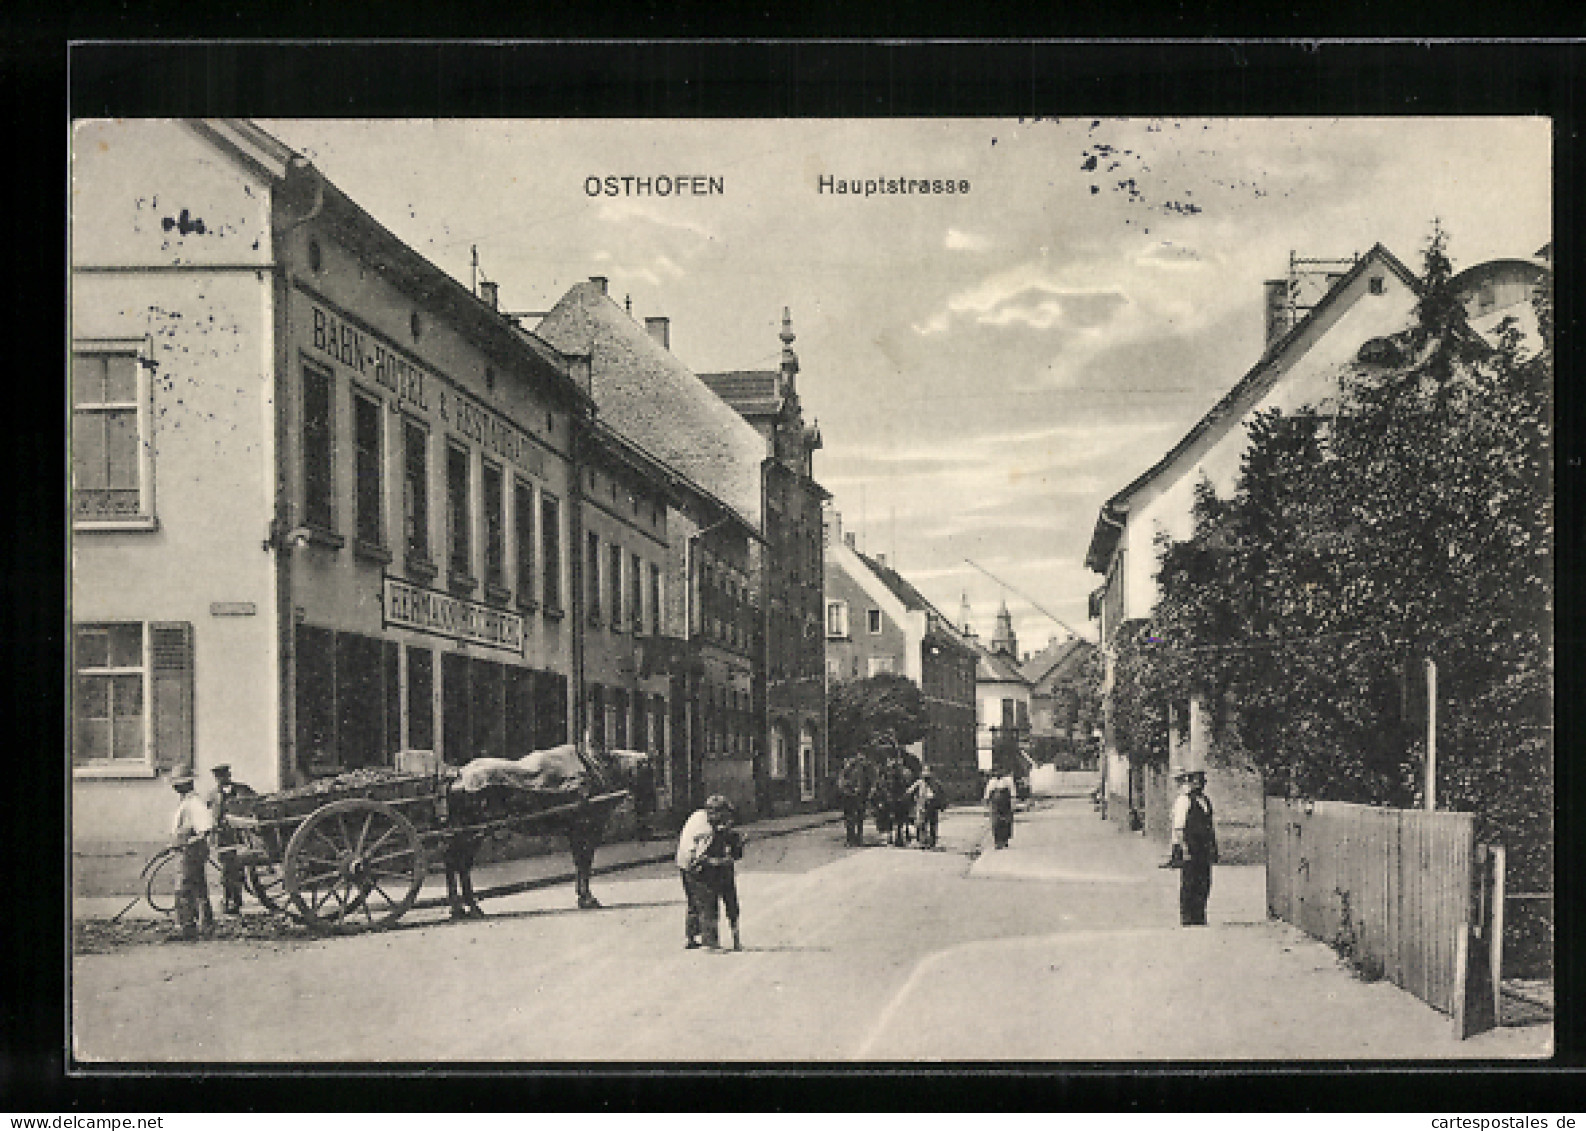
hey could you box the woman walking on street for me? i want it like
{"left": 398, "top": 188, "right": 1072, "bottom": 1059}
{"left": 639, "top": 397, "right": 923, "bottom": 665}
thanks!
{"left": 984, "top": 766, "right": 1016, "bottom": 850}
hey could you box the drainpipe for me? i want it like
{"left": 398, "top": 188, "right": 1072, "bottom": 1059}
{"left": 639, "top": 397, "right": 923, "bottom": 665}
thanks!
{"left": 568, "top": 418, "right": 588, "bottom": 749}
{"left": 268, "top": 161, "right": 323, "bottom": 789}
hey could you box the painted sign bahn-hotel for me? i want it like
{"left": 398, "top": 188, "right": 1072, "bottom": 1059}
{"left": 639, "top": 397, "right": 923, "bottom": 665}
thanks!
{"left": 70, "top": 120, "right": 827, "bottom": 889}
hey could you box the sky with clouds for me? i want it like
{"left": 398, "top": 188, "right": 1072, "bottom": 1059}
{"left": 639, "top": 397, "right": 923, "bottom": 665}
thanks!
{"left": 261, "top": 117, "right": 1551, "bottom": 654}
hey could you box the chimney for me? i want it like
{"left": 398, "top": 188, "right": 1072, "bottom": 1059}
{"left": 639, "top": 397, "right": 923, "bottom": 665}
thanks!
{"left": 844, "top": 532, "right": 856, "bottom": 549}
{"left": 1264, "top": 279, "right": 1288, "bottom": 347}
{"left": 645, "top": 317, "right": 670, "bottom": 350}
{"left": 480, "top": 280, "right": 500, "bottom": 311}
{"left": 590, "top": 276, "right": 608, "bottom": 295}
{"left": 876, "top": 553, "right": 887, "bottom": 567}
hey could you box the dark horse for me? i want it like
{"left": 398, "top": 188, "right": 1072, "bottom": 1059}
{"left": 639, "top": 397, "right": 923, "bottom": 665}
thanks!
{"left": 440, "top": 746, "right": 640, "bottom": 919}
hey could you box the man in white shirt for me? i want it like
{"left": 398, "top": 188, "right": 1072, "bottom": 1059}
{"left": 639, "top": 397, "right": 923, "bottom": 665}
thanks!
{"left": 1166, "top": 768, "right": 1218, "bottom": 926}
{"left": 169, "top": 773, "right": 216, "bottom": 940}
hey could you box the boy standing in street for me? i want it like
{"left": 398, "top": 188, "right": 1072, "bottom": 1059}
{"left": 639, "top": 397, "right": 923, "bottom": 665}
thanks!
{"left": 676, "top": 795, "right": 746, "bottom": 951}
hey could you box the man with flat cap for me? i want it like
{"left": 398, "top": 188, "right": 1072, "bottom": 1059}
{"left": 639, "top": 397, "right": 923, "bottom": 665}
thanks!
{"left": 1164, "top": 767, "right": 1218, "bottom": 926}
{"left": 208, "top": 763, "right": 256, "bottom": 915}
{"left": 168, "top": 772, "right": 216, "bottom": 940}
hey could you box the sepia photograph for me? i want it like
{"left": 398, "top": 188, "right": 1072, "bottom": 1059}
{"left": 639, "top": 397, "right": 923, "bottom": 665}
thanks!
{"left": 67, "top": 104, "right": 1554, "bottom": 1066}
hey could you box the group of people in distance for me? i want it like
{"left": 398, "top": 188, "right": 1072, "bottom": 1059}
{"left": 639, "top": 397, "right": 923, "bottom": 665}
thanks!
{"left": 835, "top": 736, "right": 950, "bottom": 850}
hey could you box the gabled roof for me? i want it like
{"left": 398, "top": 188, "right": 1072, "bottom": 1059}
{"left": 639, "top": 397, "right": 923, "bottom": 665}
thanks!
{"left": 974, "top": 641, "right": 1029, "bottom": 685}
{"left": 831, "top": 543, "right": 975, "bottom": 654}
{"left": 1085, "top": 243, "right": 1421, "bottom": 573}
{"left": 698, "top": 370, "right": 784, "bottom": 418}
{"left": 536, "top": 283, "right": 768, "bottom": 530}
{"left": 1020, "top": 637, "right": 1094, "bottom": 686}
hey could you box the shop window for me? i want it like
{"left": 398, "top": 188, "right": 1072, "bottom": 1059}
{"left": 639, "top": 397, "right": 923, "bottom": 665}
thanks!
{"left": 534, "top": 670, "right": 568, "bottom": 749}
{"left": 446, "top": 443, "right": 473, "bottom": 588}
{"left": 541, "top": 494, "right": 562, "bottom": 613}
{"left": 406, "top": 646, "right": 433, "bottom": 751}
{"left": 336, "top": 632, "right": 391, "bottom": 770}
{"left": 769, "top": 724, "right": 788, "bottom": 779}
{"left": 302, "top": 363, "right": 335, "bottom": 532}
{"left": 826, "top": 600, "right": 849, "bottom": 639}
{"left": 73, "top": 622, "right": 155, "bottom": 772}
{"left": 609, "top": 542, "right": 625, "bottom": 632}
{"left": 402, "top": 418, "right": 431, "bottom": 570}
{"left": 649, "top": 563, "right": 662, "bottom": 637}
{"left": 868, "top": 608, "right": 883, "bottom": 635}
{"left": 442, "top": 651, "right": 470, "bottom": 766}
{"left": 482, "top": 460, "right": 506, "bottom": 595}
{"left": 586, "top": 532, "right": 602, "bottom": 624}
{"left": 471, "top": 658, "right": 506, "bottom": 761}
{"left": 296, "top": 625, "right": 337, "bottom": 777}
{"left": 72, "top": 343, "right": 153, "bottom": 526}
{"left": 514, "top": 479, "right": 537, "bottom": 609}
{"left": 352, "top": 390, "right": 384, "bottom": 549}
{"left": 506, "top": 666, "right": 536, "bottom": 755}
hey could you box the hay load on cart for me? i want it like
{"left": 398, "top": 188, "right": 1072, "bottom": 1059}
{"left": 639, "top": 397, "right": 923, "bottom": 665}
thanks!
{"left": 227, "top": 744, "right": 632, "bottom": 934}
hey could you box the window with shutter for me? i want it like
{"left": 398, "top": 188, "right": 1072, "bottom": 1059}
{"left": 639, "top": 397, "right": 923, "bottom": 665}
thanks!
{"left": 149, "top": 622, "right": 193, "bottom": 776}
{"left": 74, "top": 621, "right": 159, "bottom": 774}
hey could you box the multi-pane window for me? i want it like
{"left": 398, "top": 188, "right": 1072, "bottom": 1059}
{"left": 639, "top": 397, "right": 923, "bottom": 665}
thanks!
{"left": 302, "top": 363, "right": 335, "bottom": 531}
{"left": 352, "top": 391, "right": 383, "bottom": 547}
{"left": 514, "top": 479, "right": 536, "bottom": 607}
{"left": 868, "top": 655, "right": 895, "bottom": 677}
{"left": 482, "top": 461, "right": 505, "bottom": 590}
{"left": 403, "top": 419, "right": 430, "bottom": 565}
{"left": 446, "top": 443, "right": 472, "bottom": 583}
{"left": 73, "top": 623, "right": 146, "bottom": 766}
{"left": 649, "top": 563, "right": 662, "bottom": 636}
{"left": 541, "top": 494, "right": 562, "bottom": 611}
{"left": 609, "top": 542, "right": 625, "bottom": 630}
{"left": 72, "top": 346, "right": 146, "bottom": 521}
{"left": 826, "top": 600, "right": 849, "bottom": 639}
{"left": 586, "top": 532, "right": 602, "bottom": 623}
{"left": 630, "top": 553, "right": 644, "bottom": 633}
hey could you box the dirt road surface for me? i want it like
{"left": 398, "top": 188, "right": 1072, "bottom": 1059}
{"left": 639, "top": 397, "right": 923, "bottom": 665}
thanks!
{"left": 71, "top": 797, "right": 1551, "bottom": 1062}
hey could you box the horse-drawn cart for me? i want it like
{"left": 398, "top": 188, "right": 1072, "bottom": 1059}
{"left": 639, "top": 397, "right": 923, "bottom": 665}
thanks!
{"left": 227, "top": 755, "right": 628, "bottom": 935}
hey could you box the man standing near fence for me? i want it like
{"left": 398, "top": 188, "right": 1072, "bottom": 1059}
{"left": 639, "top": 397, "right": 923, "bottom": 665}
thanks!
{"left": 1164, "top": 768, "right": 1218, "bottom": 925}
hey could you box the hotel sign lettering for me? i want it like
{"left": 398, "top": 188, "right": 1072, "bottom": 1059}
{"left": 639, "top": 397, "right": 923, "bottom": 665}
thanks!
{"left": 308, "top": 300, "right": 546, "bottom": 479}
{"left": 383, "top": 577, "right": 525, "bottom": 654}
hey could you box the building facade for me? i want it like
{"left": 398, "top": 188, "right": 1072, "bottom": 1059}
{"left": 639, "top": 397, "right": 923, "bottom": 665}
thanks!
{"left": 823, "top": 517, "right": 979, "bottom": 800}
{"left": 701, "top": 313, "right": 831, "bottom": 815}
{"left": 71, "top": 120, "right": 592, "bottom": 888}
{"left": 1019, "top": 636, "right": 1099, "bottom": 765}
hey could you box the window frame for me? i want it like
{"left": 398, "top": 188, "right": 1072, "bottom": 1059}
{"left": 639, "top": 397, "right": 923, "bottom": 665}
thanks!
{"left": 826, "top": 600, "right": 850, "bottom": 639}
{"left": 867, "top": 607, "right": 884, "bottom": 635}
{"left": 630, "top": 552, "right": 645, "bottom": 634}
{"left": 445, "top": 441, "right": 475, "bottom": 591}
{"left": 608, "top": 540, "right": 625, "bottom": 633}
{"left": 481, "top": 458, "right": 507, "bottom": 598}
{"left": 72, "top": 621, "right": 154, "bottom": 777}
{"left": 351, "top": 386, "right": 386, "bottom": 552}
{"left": 586, "top": 531, "right": 602, "bottom": 625}
{"left": 401, "top": 416, "right": 433, "bottom": 574}
{"left": 541, "top": 492, "right": 563, "bottom": 615}
{"left": 72, "top": 338, "right": 157, "bottom": 531}
{"left": 513, "top": 476, "right": 538, "bottom": 612}
{"left": 301, "top": 360, "right": 337, "bottom": 535}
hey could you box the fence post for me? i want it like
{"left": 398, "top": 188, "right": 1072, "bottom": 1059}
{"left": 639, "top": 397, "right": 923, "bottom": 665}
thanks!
{"left": 1424, "top": 659, "right": 1437, "bottom": 812}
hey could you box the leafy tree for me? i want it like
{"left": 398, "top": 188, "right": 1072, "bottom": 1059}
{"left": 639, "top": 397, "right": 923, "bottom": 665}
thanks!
{"left": 827, "top": 673, "right": 929, "bottom": 760}
{"left": 1130, "top": 225, "right": 1552, "bottom": 891}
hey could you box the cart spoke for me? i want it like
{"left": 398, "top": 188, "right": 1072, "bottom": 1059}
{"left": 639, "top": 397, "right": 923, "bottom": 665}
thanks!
{"left": 366, "top": 878, "right": 397, "bottom": 909}
{"left": 295, "top": 867, "right": 341, "bottom": 889}
{"left": 365, "top": 848, "right": 419, "bottom": 869}
{"left": 354, "top": 811, "right": 376, "bottom": 855}
{"left": 363, "top": 824, "right": 400, "bottom": 858}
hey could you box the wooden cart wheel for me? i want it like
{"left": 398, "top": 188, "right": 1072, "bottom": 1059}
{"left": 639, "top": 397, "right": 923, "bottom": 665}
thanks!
{"left": 283, "top": 798, "right": 426, "bottom": 934}
{"left": 245, "top": 860, "right": 301, "bottom": 920}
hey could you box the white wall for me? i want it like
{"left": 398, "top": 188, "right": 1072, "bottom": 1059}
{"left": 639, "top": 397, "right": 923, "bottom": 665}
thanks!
{"left": 1118, "top": 265, "right": 1419, "bottom": 623}
{"left": 71, "top": 121, "right": 280, "bottom": 845}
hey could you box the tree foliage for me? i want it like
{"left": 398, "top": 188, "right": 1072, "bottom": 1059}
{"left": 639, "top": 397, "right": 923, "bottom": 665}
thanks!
{"left": 1125, "top": 227, "right": 1553, "bottom": 889}
{"left": 827, "top": 673, "right": 929, "bottom": 758}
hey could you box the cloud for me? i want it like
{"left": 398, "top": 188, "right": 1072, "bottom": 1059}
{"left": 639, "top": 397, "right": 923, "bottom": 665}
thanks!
{"left": 1135, "top": 240, "right": 1206, "bottom": 268}
{"left": 946, "top": 228, "right": 992, "bottom": 252}
{"left": 595, "top": 198, "right": 717, "bottom": 241}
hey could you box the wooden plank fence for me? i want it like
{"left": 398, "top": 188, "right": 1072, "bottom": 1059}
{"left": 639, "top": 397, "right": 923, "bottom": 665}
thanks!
{"left": 1265, "top": 798, "right": 1496, "bottom": 1032}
